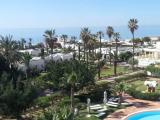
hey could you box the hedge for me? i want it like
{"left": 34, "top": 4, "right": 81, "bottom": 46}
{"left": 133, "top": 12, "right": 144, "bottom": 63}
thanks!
{"left": 127, "top": 87, "right": 160, "bottom": 101}
{"left": 115, "top": 70, "right": 146, "bottom": 82}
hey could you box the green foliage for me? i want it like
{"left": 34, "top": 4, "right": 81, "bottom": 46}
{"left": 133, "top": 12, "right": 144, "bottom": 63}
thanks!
{"left": 145, "top": 64, "right": 160, "bottom": 77}
{"left": 115, "top": 71, "right": 146, "bottom": 82}
{"left": 127, "top": 86, "right": 160, "bottom": 101}
{"left": 119, "top": 51, "right": 133, "bottom": 62}
{"left": 142, "top": 37, "right": 151, "bottom": 44}
{"left": 0, "top": 83, "right": 38, "bottom": 118}
{"left": 76, "top": 81, "right": 112, "bottom": 103}
{"left": 113, "top": 82, "right": 127, "bottom": 93}
{"left": 34, "top": 96, "right": 50, "bottom": 109}
{"left": 37, "top": 107, "right": 74, "bottom": 120}
{"left": 44, "top": 60, "right": 96, "bottom": 90}
{"left": 0, "top": 54, "right": 39, "bottom": 118}
{"left": 128, "top": 57, "right": 138, "bottom": 66}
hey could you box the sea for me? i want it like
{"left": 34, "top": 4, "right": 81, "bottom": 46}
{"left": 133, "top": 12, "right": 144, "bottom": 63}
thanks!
{"left": 0, "top": 26, "right": 160, "bottom": 44}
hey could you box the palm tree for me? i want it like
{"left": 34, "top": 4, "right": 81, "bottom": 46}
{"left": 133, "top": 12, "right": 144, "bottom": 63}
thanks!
{"left": 106, "top": 26, "right": 114, "bottom": 66}
{"left": 128, "top": 19, "right": 138, "bottom": 71}
{"left": 87, "top": 36, "right": 96, "bottom": 56}
{"left": 97, "top": 31, "right": 104, "bottom": 57}
{"left": 40, "top": 48, "right": 45, "bottom": 59}
{"left": 67, "top": 71, "right": 78, "bottom": 113}
{"left": 0, "top": 35, "right": 20, "bottom": 66}
{"left": 70, "top": 36, "right": 77, "bottom": 51}
{"left": 20, "top": 38, "right": 26, "bottom": 49}
{"left": 77, "top": 42, "right": 81, "bottom": 61}
{"left": 43, "top": 29, "right": 57, "bottom": 54}
{"left": 91, "top": 34, "right": 98, "bottom": 58}
{"left": 114, "top": 81, "right": 127, "bottom": 105}
{"left": 113, "top": 32, "right": 120, "bottom": 76}
{"left": 21, "top": 53, "right": 32, "bottom": 78}
{"left": 28, "top": 38, "right": 32, "bottom": 49}
{"left": 61, "top": 34, "right": 68, "bottom": 49}
{"left": 80, "top": 28, "right": 91, "bottom": 62}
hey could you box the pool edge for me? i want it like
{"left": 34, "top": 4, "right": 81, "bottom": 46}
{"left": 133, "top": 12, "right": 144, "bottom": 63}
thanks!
{"left": 122, "top": 108, "right": 160, "bottom": 120}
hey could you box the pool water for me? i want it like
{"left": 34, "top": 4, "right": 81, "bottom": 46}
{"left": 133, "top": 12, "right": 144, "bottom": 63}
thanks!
{"left": 127, "top": 110, "right": 160, "bottom": 120}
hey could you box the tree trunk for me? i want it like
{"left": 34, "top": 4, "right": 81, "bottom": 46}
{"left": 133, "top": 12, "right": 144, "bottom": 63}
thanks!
{"left": 78, "top": 44, "right": 80, "bottom": 61}
{"left": 132, "top": 33, "right": 135, "bottom": 71}
{"left": 114, "top": 59, "right": 117, "bottom": 76}
{"left": 64, "top": 39, "right": 65, "bottom": 49}
{"left": 86, "top": 52, "right": 89, "bottom": 69}
{"left": 118, "top": 93, "right": 123, "bottom": 105}
{"left": 109, "top": 38, "right": 112, "bottom": 66}
{"left": 70, "top": 86, "right": 74, "bottom": 113}
{"left": 114, "top": 41, "right": 118, "bottom": 76}
{"left": 100, "top": 36, "right": 102, "bottom": 58}
{"left": 84, "top": 43, "right": 86, "bottom": 62}
{"left": 98, "top": 59, "right": 101, "bottom": 79}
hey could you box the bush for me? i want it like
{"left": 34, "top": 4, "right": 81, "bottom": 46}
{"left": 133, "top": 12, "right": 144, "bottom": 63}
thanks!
{"left": 115, "top": 71, "right": 146, "bottom": 82}
{"left": 76, "top": 82, "right": 113, "bottom": 103}
{"left": 127, "top": 86, "right": 160, "bottom": 101}
{"left": 145, "top": 64, "right": 160, "bottom": 77}
{"left": 128, "top": 57, "right": 138, "bottom": 66}
{"left": 34, "top": 96, "right": 50, "bottom": 109}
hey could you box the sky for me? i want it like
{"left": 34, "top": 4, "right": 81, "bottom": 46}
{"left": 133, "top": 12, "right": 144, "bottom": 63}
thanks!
{"left": 0, "top": 0, "right": 160, "bottom": 28}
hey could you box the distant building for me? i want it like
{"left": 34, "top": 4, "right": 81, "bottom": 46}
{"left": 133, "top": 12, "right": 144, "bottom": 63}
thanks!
{"left": 19, "top": 49, "right": 41, "bottom": 57}
{"left": 18, "top": 53, "right": 73, "bottom": 71}
{"left": 136, "top": 41, "right": 160, "bottom": 67}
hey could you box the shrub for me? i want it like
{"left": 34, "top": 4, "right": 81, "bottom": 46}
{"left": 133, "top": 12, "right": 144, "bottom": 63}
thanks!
{"left": 145, "top": 64, "right": 160, "bottom": 77}
{"left": 128, "top": 57, "right": 138, "bottom": 66}
{"left": 76, "top": 82, "right": 113, "bottom": 103}
{"left": 115, "top": 71, "right": 146, "bottom": 82}
{"left": 127, "top": 86, "right": 160, "bottom": 101}
{"left": 34, "top": 96, "right": 50, "bottom": 109}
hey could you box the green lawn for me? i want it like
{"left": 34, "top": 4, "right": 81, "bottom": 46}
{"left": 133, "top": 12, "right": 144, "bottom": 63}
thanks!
{"left": 99, "top": 65, "right": 130, "bottom": 77}
{"left": 128, "top": 79, "right": 160, "bottom": 92}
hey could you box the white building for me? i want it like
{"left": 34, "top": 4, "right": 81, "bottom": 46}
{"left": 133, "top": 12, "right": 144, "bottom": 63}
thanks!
{"left": 18, "top": 53, "right": 73, "bottom": 71}
{"left": 19, "top": 49, "right": 41, "bottom": 57}
{"left": 136, "top": 42, "right": 160, "bottom": 67}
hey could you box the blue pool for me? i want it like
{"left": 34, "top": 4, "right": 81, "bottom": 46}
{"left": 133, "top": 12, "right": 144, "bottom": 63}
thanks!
{"left": 127, "top": 110, "right": 160, "bottom": 120}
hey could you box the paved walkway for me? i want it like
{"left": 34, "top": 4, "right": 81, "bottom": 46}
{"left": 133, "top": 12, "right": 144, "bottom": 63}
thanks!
{"left": 104, "top": 94, "right": 160, "bottom": 120}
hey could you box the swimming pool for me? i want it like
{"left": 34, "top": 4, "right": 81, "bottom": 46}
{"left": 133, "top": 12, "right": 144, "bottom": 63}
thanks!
{"left": 127, "top": 110, "right": 160, "bottom": 120}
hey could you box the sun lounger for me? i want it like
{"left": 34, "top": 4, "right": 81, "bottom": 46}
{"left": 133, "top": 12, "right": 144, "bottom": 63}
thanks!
{"left": 90, "top": 104, "right": 101, "bottom": 108}
{"left": 90, "top": 106, "right": 103, "bottom": 110}
{"left": 106, "top": 103, "right": 118, "bottom": 107}
{"left": 97, "top": 108, "right": 108, "bottom": 113}
{"left": 95, "top": 112, "right": 106, "bottom": 117}
{"left": 107, "top": 101, "right": 133, "bottom": 107}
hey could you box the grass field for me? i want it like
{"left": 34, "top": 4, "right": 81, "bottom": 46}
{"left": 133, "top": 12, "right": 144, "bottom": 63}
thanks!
{"left": 128, "top": 78, "right": 160, "bottom": 92}
{"left": 99, "top": 65, "right": 131, "bottom": 77}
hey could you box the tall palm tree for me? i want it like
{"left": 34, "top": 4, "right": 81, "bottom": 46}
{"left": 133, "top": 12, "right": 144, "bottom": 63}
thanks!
{"left": 106, "top": 26, "right": 114, "bottom": 66}
{"left": 20, "top": 38, "right": 26, "bottom": 50}
{"left": 0, "top": 35, "right": 20, "bottom": 66}
{"left": 70, "top": 36, "right": 77, "bottom": 51}
{"left": 91, "top": 34, "right": 98, "bottom": 58}
{"left": 97, "top": 31, "right": 104, "bottom": 57}
{"left": 113, "top": 32, "right": 120, "bottom": 76}
{"left": 128, "top": 19, "right": 138, "bottom": 71}
{"left": 61, "top": 34, "right": 68, "bottom": 49}
{"left": 43, "top": 29, "right": 57, "bottom": 54}
{"left": 77, "top": 42, "right": 81, "bottom": 61}
{"left": 80, "top": 28, "right": 91, "bottom": 62}
{"left": 28, "top": 38, "right": 32, "bottom": 49}
{"left": 67, "top": 71, "right": 78, "bottom": 113}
